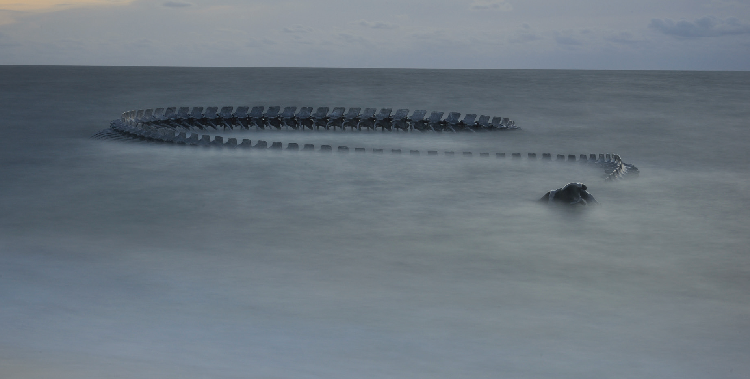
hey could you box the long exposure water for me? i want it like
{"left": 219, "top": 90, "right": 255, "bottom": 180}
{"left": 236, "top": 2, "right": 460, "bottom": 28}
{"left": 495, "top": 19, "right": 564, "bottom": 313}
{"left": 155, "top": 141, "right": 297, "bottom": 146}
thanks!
{"left": 1, "top": 67, "right": 749, "bottom": 378}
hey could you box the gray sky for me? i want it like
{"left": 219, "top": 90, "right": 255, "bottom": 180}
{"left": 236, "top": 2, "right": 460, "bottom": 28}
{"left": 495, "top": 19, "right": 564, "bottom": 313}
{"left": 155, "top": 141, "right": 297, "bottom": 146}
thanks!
{"left": 1, "top": 0, "right": 749, "bottom": 69}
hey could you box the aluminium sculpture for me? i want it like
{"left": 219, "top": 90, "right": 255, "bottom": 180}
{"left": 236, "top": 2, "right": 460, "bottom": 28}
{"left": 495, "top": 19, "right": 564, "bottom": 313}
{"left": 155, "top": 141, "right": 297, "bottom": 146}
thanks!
{"left": 92, "top": 105, "right": 639, "bottom": 183}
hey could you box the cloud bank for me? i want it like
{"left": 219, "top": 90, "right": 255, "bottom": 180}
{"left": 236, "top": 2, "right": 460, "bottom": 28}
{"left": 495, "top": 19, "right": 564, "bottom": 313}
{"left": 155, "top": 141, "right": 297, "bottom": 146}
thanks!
{"left": 470, "top": 0, "right": 513, "bottom": 12}
{"left": 649, "top": 16, "right": 750, "bottom": 38}
{"left": 0, "top": 1, "right": 749, "bottom": 69}
{"left": 162, "top": 1, "right": 192, "bottom": 8}
{"left": 355, "top": 20, "right": 398, "bottom": 30}
{"left": 0, "top": 0, "right": 133, "bottom": 12}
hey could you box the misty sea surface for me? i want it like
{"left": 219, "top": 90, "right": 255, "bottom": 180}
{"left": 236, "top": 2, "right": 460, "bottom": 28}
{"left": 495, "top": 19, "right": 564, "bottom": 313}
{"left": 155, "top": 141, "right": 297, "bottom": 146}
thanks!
{"left": 1, "top": 66, "right": 749, "bottom": 378}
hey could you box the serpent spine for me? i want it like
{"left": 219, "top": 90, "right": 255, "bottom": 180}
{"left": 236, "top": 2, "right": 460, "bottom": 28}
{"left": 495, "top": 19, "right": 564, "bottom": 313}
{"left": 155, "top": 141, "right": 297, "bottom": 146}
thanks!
{"left": 93, "top": 105, "right": 639, "bottom": 182}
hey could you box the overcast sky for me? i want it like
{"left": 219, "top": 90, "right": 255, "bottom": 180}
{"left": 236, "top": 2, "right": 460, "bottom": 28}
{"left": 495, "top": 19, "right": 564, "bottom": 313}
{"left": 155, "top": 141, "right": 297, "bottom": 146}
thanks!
{"left": 1, "top": 0, "right": 749, "bottom": 69}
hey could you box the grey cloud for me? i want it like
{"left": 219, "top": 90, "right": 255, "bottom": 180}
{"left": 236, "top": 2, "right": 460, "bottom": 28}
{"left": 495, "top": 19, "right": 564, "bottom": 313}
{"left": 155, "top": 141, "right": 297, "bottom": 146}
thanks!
{"left": 338, "top": 33, "right": 368, "bottom": 44}
{"left": 604, "top": 32, "right": 644, "bottom": 45}
{"left": 407, "top": 29, "right": 459, "bottom": 46}
{"left": 162, "top": 1, "right": 192, "bottom": 8}
{"left": 509, "top": 31, "right": 540, "bottom": 44}
{"left": 469, "top": 1, "right": 513, "bottom": 12}
{"left": 555, "top": 34, "right": 582, "bottom": 46}
{"left": 291, "top": 38, "right": 313, "bottom": 45}
{"left": 508, "top": 24, "right": 541, "bottom": 44}
{"left": 130, "top": 39, "right": 154, "bottom": 48}
{"left": 283, "top": 26, "right": 314, "bottom": 34}
{"left": 246, "top": 38, "right": 277, "bottom": 47}
{"left": 649, "top": 16, "right": 750, "bottom": 38}
{"left": 411, "top": 30, "right": 446, "bottom": 39}
{"left": 0, "top": 41, "right": 21, "bottom": 48}
{"left": 355, "top": 20, "right": 397, "bottom": 30}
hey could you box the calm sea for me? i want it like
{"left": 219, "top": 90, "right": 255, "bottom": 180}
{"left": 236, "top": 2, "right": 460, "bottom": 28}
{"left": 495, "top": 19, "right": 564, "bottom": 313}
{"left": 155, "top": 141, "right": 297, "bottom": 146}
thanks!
{"left": 1, "top": 66, "right": 749, "bottom": 378}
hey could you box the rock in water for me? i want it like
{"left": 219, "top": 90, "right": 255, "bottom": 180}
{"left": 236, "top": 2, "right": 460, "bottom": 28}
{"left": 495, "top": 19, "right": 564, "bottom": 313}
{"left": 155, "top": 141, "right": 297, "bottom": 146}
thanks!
{"left": 540, "top": 183, "right": 598, "bottom": 206}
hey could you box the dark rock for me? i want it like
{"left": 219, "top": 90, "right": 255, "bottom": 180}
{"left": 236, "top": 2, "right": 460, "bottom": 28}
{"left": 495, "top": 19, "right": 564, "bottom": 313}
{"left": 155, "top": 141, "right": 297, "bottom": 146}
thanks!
{"left": 540, "top": 183, "right": 598, "bottom": 206}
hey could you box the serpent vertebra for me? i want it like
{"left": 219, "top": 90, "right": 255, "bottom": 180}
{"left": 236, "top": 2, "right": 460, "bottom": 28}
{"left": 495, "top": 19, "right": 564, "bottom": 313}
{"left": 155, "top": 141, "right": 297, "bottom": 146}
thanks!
{"left": 92, "top": 105, "right": 638, "bottom": 181}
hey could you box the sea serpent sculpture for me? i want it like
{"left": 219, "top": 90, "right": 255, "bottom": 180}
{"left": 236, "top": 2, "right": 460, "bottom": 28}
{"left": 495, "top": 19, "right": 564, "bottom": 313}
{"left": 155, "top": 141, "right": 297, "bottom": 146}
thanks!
{"left": 92, "top": 105, "right": 639, "bottom": 182}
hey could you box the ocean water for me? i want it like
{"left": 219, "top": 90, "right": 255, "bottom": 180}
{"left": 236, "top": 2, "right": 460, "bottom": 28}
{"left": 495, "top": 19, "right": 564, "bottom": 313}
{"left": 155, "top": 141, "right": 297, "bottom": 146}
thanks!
{"left": 1, "top": 66, "right": 749, "bottom": 378}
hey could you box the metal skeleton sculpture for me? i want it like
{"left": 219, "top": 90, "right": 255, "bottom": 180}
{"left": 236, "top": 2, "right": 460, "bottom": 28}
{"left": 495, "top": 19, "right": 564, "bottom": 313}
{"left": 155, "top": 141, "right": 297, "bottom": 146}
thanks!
{"left": 92, "top": 105, "right": 639, "bottom": 182}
